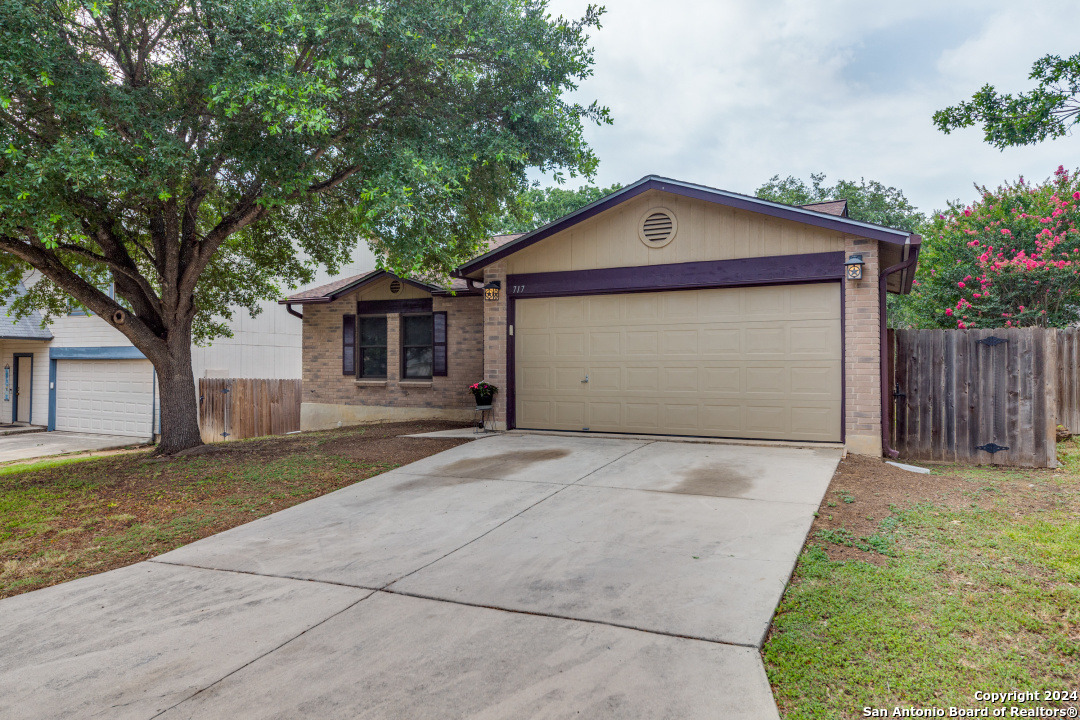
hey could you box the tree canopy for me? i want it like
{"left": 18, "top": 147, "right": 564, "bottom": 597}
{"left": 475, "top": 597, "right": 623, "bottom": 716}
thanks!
{"left": 0, "top": 0, "right": 609, "bottom": 451}
{"left": 934, "top": 53, "right": 1080, "bottom": 149}
{"left": 491, "top": 182, "right": 623, "bottom": 234}
{"left": 754, "top": 173, "right": 925, "bottom": 232}
{"left": 905, "top": 167, "right": 1080, "bottom": 329}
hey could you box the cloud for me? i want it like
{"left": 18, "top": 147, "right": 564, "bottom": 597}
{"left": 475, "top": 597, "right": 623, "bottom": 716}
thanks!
{"left": 542, "top": 0, "right": 1080, "bottom": 214}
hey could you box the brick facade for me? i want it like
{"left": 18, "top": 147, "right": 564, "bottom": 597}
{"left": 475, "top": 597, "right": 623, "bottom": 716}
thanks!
{"left": 482, "top": 262, "right": 509, "bottom": 429}
{"left": 300, "top": 292, "right": 485, "bottom": 429}
{"left": 843, "top": 237, "right": 882, "bottom": 455}
{"left": 298, "top": 237, "right": 892, "bottom": 456}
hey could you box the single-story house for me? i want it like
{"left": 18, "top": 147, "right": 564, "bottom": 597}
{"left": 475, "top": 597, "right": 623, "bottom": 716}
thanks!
{"left": 283, "top": 176, "right": 920, "bottom": 456}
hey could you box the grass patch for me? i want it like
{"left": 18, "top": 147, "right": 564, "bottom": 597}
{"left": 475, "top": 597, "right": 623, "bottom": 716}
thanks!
{"left": 765, "top": 451, "right": 1080, "bottom": 718}
{"left": 0, "top": 454, "right": 104, "bottom": 477}
{"left": 0, "top": 420, "right": 471, "bottom": 598}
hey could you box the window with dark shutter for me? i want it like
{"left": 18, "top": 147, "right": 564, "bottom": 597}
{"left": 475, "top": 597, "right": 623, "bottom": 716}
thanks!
{"left": 401, "top": 314, "right": 434, "bottom": 379}
{"left": 433, "top": 311, "right": 448, "bottom": 376}
{"left": 357, "top": 315, "right": 388, "bottom": 378}
{"left": 342, "top": 314, "right": 356, "bottom": 375}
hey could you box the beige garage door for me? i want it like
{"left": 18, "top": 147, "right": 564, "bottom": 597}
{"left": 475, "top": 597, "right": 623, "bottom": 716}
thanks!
{"left": 514, "top": 283, "right": 842, "bottom": 441}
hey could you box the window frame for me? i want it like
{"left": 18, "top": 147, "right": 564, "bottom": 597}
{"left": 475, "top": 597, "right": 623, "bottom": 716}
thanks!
{"left": 356, "top": 314, "right": 388, "bottom": 379}
{"left": 400, "top": 313, "right": 435, "bottom": 380}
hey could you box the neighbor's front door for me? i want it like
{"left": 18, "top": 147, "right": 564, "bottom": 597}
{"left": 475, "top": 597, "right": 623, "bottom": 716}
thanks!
{"left": 14, "top": 355, "right": 32, "bottom": 423}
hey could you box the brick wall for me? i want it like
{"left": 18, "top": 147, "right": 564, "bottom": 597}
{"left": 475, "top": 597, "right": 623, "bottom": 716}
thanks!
{"left": 482, "top": 262, "right": 509, "bottom": 429}
{"left": 844, "top": 237, "right": 882, "bottom": 455}
{"left": 301, "top": 293, "right": 485, "bottom": 418}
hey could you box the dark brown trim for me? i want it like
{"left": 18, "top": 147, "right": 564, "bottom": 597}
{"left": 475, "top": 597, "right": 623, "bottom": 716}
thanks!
{"left": 507, "top": 297, "right": 516, "bottom": 430}
{"left": 284, "top": 302, "right": 303, "bottom": 319}
{"left": 507, "top": 252, "right": 844, "bottom": 298}
{"left": 357, "top": 298, "right": 433, "bottom": 315}
{"left": 839, "top": 278, "right": 846, "bottom": 444}
{"left": 454, "top": 176, "right": 918, "bottom": 277}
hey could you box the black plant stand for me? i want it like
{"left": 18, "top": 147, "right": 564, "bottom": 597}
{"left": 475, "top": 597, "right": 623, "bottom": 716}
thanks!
{"left": 473, "top": 404, "right": 495, "bottom": 434}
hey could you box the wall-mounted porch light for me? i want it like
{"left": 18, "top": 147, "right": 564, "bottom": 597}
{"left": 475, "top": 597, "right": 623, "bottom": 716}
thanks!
{"left": 844, "top": 254, "right": 865, "bottom": 281}
{"left": 483, "top": 280, "right": 501, "bottom": 302}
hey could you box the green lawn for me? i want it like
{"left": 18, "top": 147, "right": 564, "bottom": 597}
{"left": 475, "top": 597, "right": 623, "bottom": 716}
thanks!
{"left": 764, "top": 441, "right": 1080, "bottom": 718}
{"left": 0, "top": 420, "right": 469, "bottom": 598}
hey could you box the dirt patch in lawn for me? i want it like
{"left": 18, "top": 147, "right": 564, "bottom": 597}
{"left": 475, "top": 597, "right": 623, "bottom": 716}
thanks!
{"left": 810, "top": 452, "right": 1076, "bottom": 564}
{"left": 0, "top": 420, "right": 473, "bottom": 599}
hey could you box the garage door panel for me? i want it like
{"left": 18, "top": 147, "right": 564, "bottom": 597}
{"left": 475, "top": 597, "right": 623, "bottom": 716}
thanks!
{"left": 623, "top": 294, "right": 660, "bottom": 321}
{"left": 661, "top": 330, "right": 698, "bottom": 355}
{"left": 626, "top": 331, "right": 659, "bottom": 355}
{"left": 701, "top": 329, "right": 741, "bottom": 355}
{"left": 589, "top": 367, "right": 621, "bottom": 391}
{"left": 588, "top": 402, "right": 621, "bottom": 426}
{"left": 554, "top": 332, "right": 585, "bottom": 357}
{"left": 590, "top": 332, "right": 621, "bottom": 356}
{"left": 518, "top": 400, "right": 552, "bottom": 426}
{"left": 626, "top": 367, "right": 659, "bottom": 392}
{"left": 554, "top": 367, "right": 587, "bottom": 391}
{"left": 789, "top": 283, "right": 840, "bottom": 319}
{"left": 54, "top": 359, "right": 154, "bottom": 438}
{"left": 515, "top": 284, "right": 841, "bottom": 442}
{"left": 520, "top": 333, "right": 551, "bottom": 357}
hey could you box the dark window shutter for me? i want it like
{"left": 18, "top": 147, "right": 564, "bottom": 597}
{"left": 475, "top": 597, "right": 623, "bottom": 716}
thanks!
{"left": 433, "top": 311, "right": 448, "bottom": 376}
{"left": 342, "top": 314, "right": 356, "bottom": 375}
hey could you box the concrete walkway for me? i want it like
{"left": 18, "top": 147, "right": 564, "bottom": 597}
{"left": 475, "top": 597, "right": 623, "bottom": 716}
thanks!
{"left": 0, "top": 433, "right": 840, "bottom": 719}
{"left": 0, "top": 430, "right": 143, "bottom": 463}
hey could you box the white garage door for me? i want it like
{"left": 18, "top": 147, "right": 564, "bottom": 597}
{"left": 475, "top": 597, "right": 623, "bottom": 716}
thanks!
{"left": 514, "top": 283, "right": 842, "bottom": 442}
{"left": 54, "top": 359, "right": 155, "bottom": 437}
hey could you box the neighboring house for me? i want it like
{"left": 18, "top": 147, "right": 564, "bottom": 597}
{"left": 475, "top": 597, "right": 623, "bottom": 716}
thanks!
{"left": 0, "top": 248, "right": 375, "bottom": 439}
{"left": 286, "top": 176, "right": 920, "bottom": 456}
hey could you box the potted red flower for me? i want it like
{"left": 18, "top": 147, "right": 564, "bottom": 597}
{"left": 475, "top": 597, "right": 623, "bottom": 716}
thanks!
{"left": 469, "top": 381, "right": 497, "bottom": 407}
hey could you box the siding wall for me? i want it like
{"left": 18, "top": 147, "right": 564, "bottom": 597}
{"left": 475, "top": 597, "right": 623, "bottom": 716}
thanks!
{"left": 503, "top": 189, "right": 848, "bottom": 274}
{"left": 0, "top": 340, "right": 51, "bottom": 425}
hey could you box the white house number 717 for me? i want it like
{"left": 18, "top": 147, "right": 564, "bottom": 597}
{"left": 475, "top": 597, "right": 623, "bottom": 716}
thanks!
{"left": 512, "top": 285, "right": 526, "bottom": 294}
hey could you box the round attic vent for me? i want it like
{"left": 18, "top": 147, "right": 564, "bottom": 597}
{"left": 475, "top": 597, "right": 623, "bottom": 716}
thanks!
{"left": 638, "top": 208, "right": 678, "bottom": 248}
{"left": 389, "top": 279, "right": 403, "bottom": 294}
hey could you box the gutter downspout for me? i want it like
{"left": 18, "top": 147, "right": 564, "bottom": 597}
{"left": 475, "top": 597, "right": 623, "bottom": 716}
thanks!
{"left": 285, "top": 302, "right": 303, "bottom": 319}
{"left": 879, "top": 243, "right": 919, "bottom": 459}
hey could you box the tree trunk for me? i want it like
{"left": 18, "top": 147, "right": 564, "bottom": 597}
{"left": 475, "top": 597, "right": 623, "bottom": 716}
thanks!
{"left": 153, "top": 330, "right": 203, "bottom": 455}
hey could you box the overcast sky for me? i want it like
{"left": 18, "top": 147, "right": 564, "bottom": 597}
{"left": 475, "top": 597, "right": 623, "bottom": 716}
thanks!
{"left": 539, "top": 0, "right": 1080, "bottom": 215}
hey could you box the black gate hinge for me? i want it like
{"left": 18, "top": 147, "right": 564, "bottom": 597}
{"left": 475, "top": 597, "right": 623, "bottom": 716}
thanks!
{"left": 976, "top": 442, "right": 1009, "bottom": 454}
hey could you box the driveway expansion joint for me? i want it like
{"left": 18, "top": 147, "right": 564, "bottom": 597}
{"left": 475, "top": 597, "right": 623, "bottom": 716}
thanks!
{"left": 147, "top": 585, "right": 378, "bottom": 719}
{"left": 147, "top": 559, "right": 381, "bottom": 592}
{"left": 376, "top": 587, "right": 761, "bottom": 650}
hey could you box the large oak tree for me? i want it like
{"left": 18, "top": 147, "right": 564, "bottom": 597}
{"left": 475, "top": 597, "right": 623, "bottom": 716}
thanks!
{"left": 0, "top": 0, "right": 609, "bottom": 452}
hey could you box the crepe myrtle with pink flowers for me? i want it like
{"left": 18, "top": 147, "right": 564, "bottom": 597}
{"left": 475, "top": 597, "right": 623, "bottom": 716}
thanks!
{"left": 907, "top": 167, "right": 1080, "bottom": 329}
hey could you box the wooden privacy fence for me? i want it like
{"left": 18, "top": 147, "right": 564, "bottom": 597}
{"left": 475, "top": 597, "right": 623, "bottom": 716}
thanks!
{"left": 1056, "top": 328, "right": 1080, "bottom": 436}
{"left": 198, "top": 378, "right": 301, "bottom": 443}
{"left": 891, "top": 328, "right": 1058, "bottom": 468}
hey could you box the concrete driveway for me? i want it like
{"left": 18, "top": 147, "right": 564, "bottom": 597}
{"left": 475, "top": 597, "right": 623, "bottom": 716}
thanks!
{"left": 0, "top": 431, "right": 142, "bottom": 462}
{"left": 0, "top": 433, "right": 840, "bottom": 719}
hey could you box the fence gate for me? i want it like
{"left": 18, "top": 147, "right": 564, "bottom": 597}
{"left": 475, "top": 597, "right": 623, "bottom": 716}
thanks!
{"left": 892, "top": 328, "right": 1057, "bottom": 468}
{"left": 198, "top": 378, "right": 302, "bottom": 443}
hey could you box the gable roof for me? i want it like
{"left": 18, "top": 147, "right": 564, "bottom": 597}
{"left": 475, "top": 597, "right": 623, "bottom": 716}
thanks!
{"left": 799, "top": 199, "right": 849, "bottom": 217}
{"left": 0, "top": 284, "right": 53, "bottom": 341}
{"left": 453, "top": 176, "right": 919, "bottom": 278}
{"left": 282, "top": 234, "right": 524, "bottom": 305}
